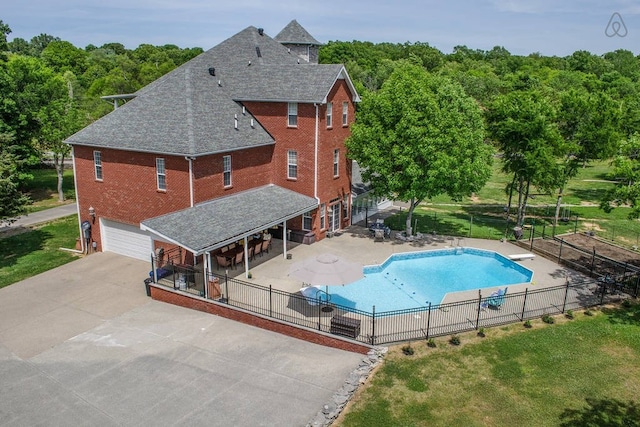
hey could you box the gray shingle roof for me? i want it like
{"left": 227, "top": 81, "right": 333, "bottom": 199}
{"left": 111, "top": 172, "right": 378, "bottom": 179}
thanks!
{"left": 66, "top": 25, "right": 358, "bottom": 156}
{"left": 141, "top": 184, "right": 318, "bottom": 254}
{"left": 274, "top": 20, "right": 322, "bottom": 46}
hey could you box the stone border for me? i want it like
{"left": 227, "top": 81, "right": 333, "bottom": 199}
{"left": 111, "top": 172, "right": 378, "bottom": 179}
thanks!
{"left": 307, "top": 347, "right": 388, "bottom": 427}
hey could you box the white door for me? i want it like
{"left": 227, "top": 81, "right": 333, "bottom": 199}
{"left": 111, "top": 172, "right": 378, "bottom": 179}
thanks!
{"left": 330, "top": 203, "right": 341, "bottom": 232}
{"left": 100, "top": 218, "right": 151, "bottom": 261}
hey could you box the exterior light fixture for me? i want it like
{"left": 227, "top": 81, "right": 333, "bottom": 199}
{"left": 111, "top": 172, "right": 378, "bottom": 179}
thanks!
{"left": 89, "top": 206, "right": 96, "bottom": 223}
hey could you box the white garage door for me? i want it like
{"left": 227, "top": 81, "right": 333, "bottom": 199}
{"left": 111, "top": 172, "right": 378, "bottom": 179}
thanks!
{"left": 101, "top": 218, "right": 151, "bottom": 261}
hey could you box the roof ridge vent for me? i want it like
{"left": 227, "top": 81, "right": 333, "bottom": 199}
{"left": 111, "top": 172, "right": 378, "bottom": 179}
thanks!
{"left": 258, "top": 28, "right": 264, "bottom": 36}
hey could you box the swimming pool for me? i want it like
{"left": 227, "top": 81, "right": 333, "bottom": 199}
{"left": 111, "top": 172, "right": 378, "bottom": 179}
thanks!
{"left": 325, "top": 248, "right": 533, "bottom": 312}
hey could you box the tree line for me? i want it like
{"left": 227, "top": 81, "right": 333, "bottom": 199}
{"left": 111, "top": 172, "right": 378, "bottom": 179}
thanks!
{"left": 1, "top": 20, "right": 640, "bottom": 228}
{"left": 324, "top": 41, "right": 640, "bottom": 233}
{"left": 0, "top": 19, "right": 203, "bottom": 223}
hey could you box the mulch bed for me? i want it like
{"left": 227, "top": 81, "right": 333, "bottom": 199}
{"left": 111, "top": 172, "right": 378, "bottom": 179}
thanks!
{"left": 525, "top": 232, "right": 640, "bottom": 275}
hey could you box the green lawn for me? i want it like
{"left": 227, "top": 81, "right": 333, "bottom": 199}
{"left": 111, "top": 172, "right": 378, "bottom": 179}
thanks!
{"left": 0, "top": 215, "right": 79, "bottom": 288}
{"left": 23, "top": 167, "right": 75, "bottom": 213}
{"left": 388, "top": 160, "right": 640, "bottom": 248}
{"left": 339, "top": 304, "right": 640, "bottom": 427}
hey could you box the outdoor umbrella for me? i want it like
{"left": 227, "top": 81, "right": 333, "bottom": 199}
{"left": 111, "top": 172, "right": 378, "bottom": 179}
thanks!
{"left": 289, "top": 253, "right": 364, "bottom": 308}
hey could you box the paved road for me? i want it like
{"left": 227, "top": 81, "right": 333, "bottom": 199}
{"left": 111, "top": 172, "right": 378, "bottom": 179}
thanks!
{"left": 0, "top": 202, "right": 78, "bottom": 233}
{"left": 0, "top": 252, "right": 363, "bottom": 426}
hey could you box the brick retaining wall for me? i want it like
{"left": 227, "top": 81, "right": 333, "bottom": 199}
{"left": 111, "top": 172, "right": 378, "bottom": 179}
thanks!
{"left": 149, "top": 284, "right": 371, "bottom": 354}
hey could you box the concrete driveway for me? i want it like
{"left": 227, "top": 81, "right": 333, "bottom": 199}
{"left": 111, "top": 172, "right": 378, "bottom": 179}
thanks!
{"left": 0, "top": 252, "right": 362, "bottom": 426}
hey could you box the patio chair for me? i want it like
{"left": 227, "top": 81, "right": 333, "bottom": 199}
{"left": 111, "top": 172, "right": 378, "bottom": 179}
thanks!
{"left": 216, "top": 254, "right": 232, "bottom": 270}
{"left": 484, "top": 287, "right": 508, "bottom": 309}
{"left": 254, "top": 240, "right": 263, "bottom": 258}
{"left": 374, "top": 228, "right": 385, "bottom": 242}
{"left": 261, "top": 238, "right": 269, "bottom": 254}
{"left": 234, "top": 250, "right": 244, "bottom": 269}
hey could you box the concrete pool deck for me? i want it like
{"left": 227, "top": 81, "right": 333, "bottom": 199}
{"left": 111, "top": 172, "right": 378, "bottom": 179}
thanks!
{"left": 234, "top": 223, "right": 584, "bottom": 306}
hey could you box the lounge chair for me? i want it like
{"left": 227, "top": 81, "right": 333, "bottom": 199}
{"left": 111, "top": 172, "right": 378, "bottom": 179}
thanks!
{"left": 299, "top": 286, "right": 323, "bottom": 305}
{"left": 483, "top": 287, "right": 508, "bottom": 309}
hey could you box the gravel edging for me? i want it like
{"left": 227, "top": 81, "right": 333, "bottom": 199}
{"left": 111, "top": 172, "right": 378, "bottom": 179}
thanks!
{"left": 306, "top": 346, "right": 388, "bottom": 427}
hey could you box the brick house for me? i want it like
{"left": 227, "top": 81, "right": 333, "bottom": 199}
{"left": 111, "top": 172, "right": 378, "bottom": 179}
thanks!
{"left": 66, "top": 21, "right": 360, "bottom": 279}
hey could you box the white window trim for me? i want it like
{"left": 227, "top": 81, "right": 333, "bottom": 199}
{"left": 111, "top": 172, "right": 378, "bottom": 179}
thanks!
{"left": 303, "top": 211, "right": 313, "bottom": 231}
{"left": 288, "top": 150, "right": 298, "bottom": 179}
{"left": 288, "top": 102, "right": 298, "bottom": 127}
{"left": 93, "top": 150, "right": 102, "bottom": 181}
{"left": 342, "top": 101, "right": 348, "bottom": 126}
{"left": 320, "top": 203, "right": 326, "bottom": 230}
{"left": 223, "top": 155, "right": 232, "bottom": 187}
{"left": 156, "top": 158, "right": 166, "bottom": 191}
{"left": 326, "top": 102, "right": 332, "bottom": 128}
{"left": 333, "top": 149, "right": 339, "bottom": 177}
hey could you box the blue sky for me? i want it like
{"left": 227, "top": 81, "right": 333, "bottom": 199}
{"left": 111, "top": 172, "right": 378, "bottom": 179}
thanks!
{"left": 2, "top": 0, "right": 639, "bottom": 56}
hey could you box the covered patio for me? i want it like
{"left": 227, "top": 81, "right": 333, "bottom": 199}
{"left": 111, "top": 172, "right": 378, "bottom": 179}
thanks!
{"left": 140, "top": 184, "right": 318, "bottom": 296}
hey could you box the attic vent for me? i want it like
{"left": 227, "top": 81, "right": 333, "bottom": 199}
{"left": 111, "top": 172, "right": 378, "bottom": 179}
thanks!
{"left": 251, "top": 118, "right": 255, "bottom": 128}
{"left": 258, "top": 28, "right": 264, "bottom": 36}
{"left": 234, "top": 114, "right": 238, "bottom": 130}
{"left": 242, "top": 106, "right": 246, "bottom": 115}
{"left": 208, "top": 67, "right": 215, "bottom": 76}
{"left": 256, "top": 46, "right": 262, "bottom": 58}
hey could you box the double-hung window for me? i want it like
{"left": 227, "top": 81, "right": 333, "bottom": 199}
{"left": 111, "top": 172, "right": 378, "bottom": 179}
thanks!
{"left": 288, "top": 102, "right": 298, "bottom": 127}
{"left": 93, "top": 150, "right": 103, "bottom": 180}
{"left": 288, "top": 150, "right": 297, "bottom": 179}
{"left": 342, "top": 101, "right": 348, "bottom": 126}
{"left": 156, "top": 158, "right": 166, "bottom": 191}
{"left": 303, "top": 211, "right": 313, "bottom": 231}
{"left": 326, "top": 102, "right": 332, "bottom": 128}
{"left": 333, "top": 149, "right": 339, "bottom": 177}
{"left": 223, "top": 155, "right": 232, "bottom": 187}
{"left": 320, "top": 203, "right": 326, "bottom": 229}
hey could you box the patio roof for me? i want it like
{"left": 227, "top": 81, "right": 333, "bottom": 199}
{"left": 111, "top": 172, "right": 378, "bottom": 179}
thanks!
{"left": 140, "top": 185, "right": 318, "bottom": 255}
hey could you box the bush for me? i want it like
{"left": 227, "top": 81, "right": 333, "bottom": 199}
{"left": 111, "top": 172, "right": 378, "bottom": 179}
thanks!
{"left": 449, "top": 335, "right": 461, "bottom": 346}
{"left": 477, "top": 327, "right": 486, "bottom": 337}
{"left": 427, "top": 338, "right": 436, "bottom": 348}
{"left": 402, "top": 344, "right": 414, "bottom": 355}
{"left": 584, "top": 308, "right": 594, "bottom": 316}
{"left": 524, "top": 319, "right": 532, "bottom": 328}
{"left": 565, "top": 309, "right": 574, "bottom": 319}
{"left": 542, "top": 314, "right": 555, "bottom": 324}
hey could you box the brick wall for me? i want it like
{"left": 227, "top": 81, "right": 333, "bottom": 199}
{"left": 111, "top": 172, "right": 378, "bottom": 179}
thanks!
{"left": 73, "top": 145, "right": 191, "bottom": 251}
{"left": 73, "top": 79, "right": 356, "bottom": 250}
{"left": 150, "top": 284, "right": 371, "bottom": 354}
{"left": 193, "top": 145, "right": 274, "bottom": 203}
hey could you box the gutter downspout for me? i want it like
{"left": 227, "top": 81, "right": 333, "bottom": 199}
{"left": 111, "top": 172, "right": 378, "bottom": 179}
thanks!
{"left": 71, "top": 146, "right": 84, "bottom": 254}
{"left": 314, "top": 103, "right": 320, "bottom": 206}
{"left": 186, "top": 157, "right": 195, "bottom": 207}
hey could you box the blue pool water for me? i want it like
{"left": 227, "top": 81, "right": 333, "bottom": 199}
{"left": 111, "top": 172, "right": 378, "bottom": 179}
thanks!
{"left": 326, "top": 248, "right": 533, "bottom": 312}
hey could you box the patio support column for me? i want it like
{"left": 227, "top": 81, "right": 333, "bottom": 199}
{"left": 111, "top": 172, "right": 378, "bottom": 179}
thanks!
{"left": 203, "top": 252, "right": 209, "bottom": 298}
{"left": 150, "top": 240, "right": 157, "bottom": 283}
{"left": 283, "top": 221, "right": 288, "bottom": 259}
{"left": 243, "top": 236, "right": 250, "bottom": 278}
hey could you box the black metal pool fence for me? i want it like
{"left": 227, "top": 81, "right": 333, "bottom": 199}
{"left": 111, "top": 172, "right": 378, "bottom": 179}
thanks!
{"left": 189, "top": 270, "right": 626, "bottom": 346}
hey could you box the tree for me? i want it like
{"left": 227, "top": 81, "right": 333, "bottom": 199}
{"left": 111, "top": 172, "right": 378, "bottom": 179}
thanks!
{"left": 0, "top": 19, "right": 10, "bottom": 60}
{"left": 346, "top": 63, "right": 493, "bottom": 236}
{"left": 37, "top": 71, "right": 84, "bottom": 201}
{"left": 601, "top": 133, "right": 640, "bottom": 218}
{"left": 554, "top": 89, "right": 621, "bottom": 224}
{"left": 0, "top": 132, "right": 30, "bottom": 224}
{"left": 487, "top": 89, "right": 565, "bottom": 228}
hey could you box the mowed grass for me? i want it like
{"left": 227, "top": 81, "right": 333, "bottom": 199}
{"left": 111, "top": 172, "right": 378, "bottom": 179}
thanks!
{"left": 339, "top": 305, "right": 640, "bottom": 427}
{"left": 23, "top": 167, "right": 75, "bottom": 212}
{"left": 0, "top": 215, "right": 79, "bottom": 288}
